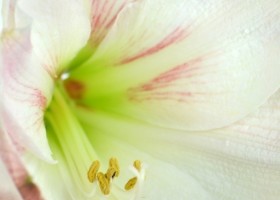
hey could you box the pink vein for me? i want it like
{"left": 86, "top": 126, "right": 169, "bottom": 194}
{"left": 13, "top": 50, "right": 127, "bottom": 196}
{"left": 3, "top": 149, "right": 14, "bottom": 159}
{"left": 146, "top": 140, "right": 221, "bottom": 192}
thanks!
{"left": 121, "top": 27, "right": 187, "bottom": 64}
{"left": 128, "top": 58, "right": 203, "bottom": 102}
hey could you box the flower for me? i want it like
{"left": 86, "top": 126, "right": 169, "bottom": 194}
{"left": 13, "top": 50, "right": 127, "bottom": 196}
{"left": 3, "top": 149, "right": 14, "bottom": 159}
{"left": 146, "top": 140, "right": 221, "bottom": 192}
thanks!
{"left": 1, "top": 0, "right": 280, "bottom": 199}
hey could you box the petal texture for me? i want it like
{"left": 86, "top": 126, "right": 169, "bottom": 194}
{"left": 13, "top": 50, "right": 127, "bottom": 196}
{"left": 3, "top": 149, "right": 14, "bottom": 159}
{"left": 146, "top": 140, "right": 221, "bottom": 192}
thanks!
{"left": 1, "top": 0, "right": 16, "bottom": 32}
{"left": 1, "top": 0, "right": 30, "bottom": 33}
{"left": 0, "top": 158, "right": 23, "bottom": 200}
{"left": 0, "top": 127, "right": 43, "bottom": 200}
{"left": 18, "top": 0, "right": 91, "bottom": 76}
{"left": 72, "top": 0, "right": 280, "bottom": 131}
{"left": 75, "top": 88, "right": 280, "bottom": 199}
{"left": 1, "top": 30, "right": 54, "bottom": 161}
{"left": 89, "top": 0, "right": 137, "bottom": 45}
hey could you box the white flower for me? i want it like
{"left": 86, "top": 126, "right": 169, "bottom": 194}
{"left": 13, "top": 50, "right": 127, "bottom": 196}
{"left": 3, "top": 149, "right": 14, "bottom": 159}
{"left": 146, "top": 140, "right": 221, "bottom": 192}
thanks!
{"left": 1, "top": 0, "right": 280, "bottom": 199}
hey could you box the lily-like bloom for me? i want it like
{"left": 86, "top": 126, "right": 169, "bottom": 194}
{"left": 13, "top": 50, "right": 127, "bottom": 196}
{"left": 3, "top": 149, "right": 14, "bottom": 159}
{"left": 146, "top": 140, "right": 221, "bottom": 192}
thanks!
{"left": 1, "top": 0, "right": 280, "bottom": 199}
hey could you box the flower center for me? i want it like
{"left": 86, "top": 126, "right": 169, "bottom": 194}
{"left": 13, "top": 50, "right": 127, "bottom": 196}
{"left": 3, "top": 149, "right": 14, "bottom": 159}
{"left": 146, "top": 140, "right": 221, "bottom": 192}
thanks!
{"left": 43, "top": 76, "right": 146, "bottom": 198}
{"left": 63, "top": 77, "right": 86, "bottom": 100}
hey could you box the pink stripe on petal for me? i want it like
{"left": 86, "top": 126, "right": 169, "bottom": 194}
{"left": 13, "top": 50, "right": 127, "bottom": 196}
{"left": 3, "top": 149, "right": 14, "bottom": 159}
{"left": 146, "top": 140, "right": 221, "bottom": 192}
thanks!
{"left": 120, "top": 27, "right": 188, "bottom": 64}
{"left": 105, "top": 4, "right": 127, "bottom": 29}
{"left": 128, "top": 57, "right": 202, "bottom": 102}
{"left": 19, "top": 183, "right": 43, "bottom": 200}
{"left": 90, "top": 0, "right": 136, "bottom": 45}
{"left": 98, "top": 1, "right": 114, "bottom": 28}
{"left": 4, "top": 67, "right": 47, "bottom": 111}
{"left": 2, "top": 33, "right": 47, "bottom": 131}
{"left": 2, "top": 0, "right": 17, "bottom": 31}
{"left": 1, "top": 30, "right": 53, "bottom": 161}
{"left": 0, "top": 131, "right": 43, "bottom": 200}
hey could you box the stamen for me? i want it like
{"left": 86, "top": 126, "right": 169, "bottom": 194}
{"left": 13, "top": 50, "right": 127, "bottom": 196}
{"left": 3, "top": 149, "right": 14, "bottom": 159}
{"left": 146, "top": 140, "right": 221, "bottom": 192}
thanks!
{"left": 133, "top": 160, "right": 141, "bottom": 172}
{"left": 124, "top": 177, "right": 138, "bottom": 191}
{"left": 105, "top": 167, "right": 117, "bottom": 181}
{"left": 88, "top": 158, "right": 144, "bottom": 196}
{"left": 87, "top": 160, "right": 100, "bottom": 183}
{"left": 97, "top": 172, "right": 110, "bottom": 195}
{"left": 109, "top": 157, "right": 120, "bottom": 177}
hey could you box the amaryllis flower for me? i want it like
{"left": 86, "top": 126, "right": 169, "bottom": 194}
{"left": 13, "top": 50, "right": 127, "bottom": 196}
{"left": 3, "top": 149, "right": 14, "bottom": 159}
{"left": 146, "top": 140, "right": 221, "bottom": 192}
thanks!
{"left": 1, "top": 0, "right": 280, "bottom": 199}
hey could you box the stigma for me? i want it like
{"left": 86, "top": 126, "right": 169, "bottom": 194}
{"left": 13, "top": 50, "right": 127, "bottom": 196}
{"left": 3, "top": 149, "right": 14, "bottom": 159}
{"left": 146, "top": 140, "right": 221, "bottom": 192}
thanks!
{"left": 87, "top": 158, "right": 145, "bottom": 196}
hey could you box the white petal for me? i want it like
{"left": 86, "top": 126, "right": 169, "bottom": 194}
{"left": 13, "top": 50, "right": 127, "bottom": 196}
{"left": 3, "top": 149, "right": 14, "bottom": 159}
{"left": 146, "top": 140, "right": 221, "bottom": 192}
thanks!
{"left": 1, "top": 0, "right": 31, "bottom": 33}
{"left": 0, "top": 158, "right": 23, "bottom": 200}
{"left": 1, "top": 30, "right": 54, "bottom": 161}
{"left": 89, "top": 0, "right": 136, "bottom": 45}
{"left": 71, "top": 0, "right": 280, "bottom": 131}
{"left": 0, "top": 128, "right": 27, "bottom": 188}
{"left": 23, "top": 153, "right": 73, "bottom": 200}
{"left": 0, "top": 127, "right": 43, "bottom": 200}
{"left": 76, "top": 88, "right": 280, "bottom": 199}
{"left": 0, "top": 127, "right": 23, "bottom": 200}
{"left": 0, "top": 2, "right": 3, "bottom": 33}
{"left": 18, "top": 0, "right": 91, "bottom": 76}
{"left": 1, "top": 0, "right": 16, "bottom": 32}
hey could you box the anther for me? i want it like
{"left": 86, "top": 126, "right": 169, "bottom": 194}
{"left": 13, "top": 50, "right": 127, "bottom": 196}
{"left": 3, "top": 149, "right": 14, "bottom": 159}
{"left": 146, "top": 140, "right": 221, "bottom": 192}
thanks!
{"left": 109, "top": 157, "right": 120, "bottom": 177}
{"left": 87, "top": 160, "right": 100, "bottom": 183}
{"left": 105, "top": 167, "right": 117, "bottom": 181}
{"left": 124, "top": 177, "right": 137, "bottom": 191}
{"left": 97, "top": 172, "right": 110, "bottom": 195}
{"left": 133, "top": 160, "right": 141, "bottom": 172}
{"left": 88, "top": 158, "right": 143, "bottom": 195}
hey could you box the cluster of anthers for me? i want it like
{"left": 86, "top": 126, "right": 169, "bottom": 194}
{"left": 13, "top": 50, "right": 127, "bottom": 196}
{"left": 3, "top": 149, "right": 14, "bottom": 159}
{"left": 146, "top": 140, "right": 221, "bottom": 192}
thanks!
{"left": 87, "top": 158, "right": 143, "bottom": 195}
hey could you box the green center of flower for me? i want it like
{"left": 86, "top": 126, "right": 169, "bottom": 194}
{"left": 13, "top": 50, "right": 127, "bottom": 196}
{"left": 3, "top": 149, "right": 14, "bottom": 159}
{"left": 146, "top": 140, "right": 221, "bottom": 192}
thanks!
{"left": 63, "top": 79, "right": 85, "bottom": 100}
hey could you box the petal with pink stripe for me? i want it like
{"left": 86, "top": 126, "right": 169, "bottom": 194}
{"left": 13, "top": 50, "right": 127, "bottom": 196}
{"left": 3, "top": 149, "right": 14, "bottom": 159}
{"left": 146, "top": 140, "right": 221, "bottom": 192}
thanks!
{"left": 89, "top": 0, "right": 137, "bottom": 46}
{"left": 0, "top": 158, "right": 23, "bottom": 200}
{"left": 18, "top": 0, "right": 91, "bottom": 76}
{"left": 0, "top": 128, "right": 43, "bottom": 200}
{"left": 1, "top": 30, "right": 54, "bottom": 161}
{"left": 73, "top": 0, "right": 280, "bottom": 130}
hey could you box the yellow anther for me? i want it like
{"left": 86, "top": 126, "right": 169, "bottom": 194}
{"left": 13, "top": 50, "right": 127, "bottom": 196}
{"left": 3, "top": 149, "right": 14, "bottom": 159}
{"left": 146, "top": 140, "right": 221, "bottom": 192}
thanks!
{"left": 88, "top": 158, "right": 143, "bottom": 195}
{"left": 124, "top": 177, "right": 137, "bottom": 191}
{"left": 87, "top": 160, "right": 100, "bottom": 183}
{"left": 133, "top": 160, "right": 141, "bottom": 172}
{"left": 109, "top": 157, "right": 120, "bottom": 177}
{"left": 105, "top": 167, "right": 117, "bottom": 181}
{"left": 97, "top": 172, "right": 110, "bottom": 195}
